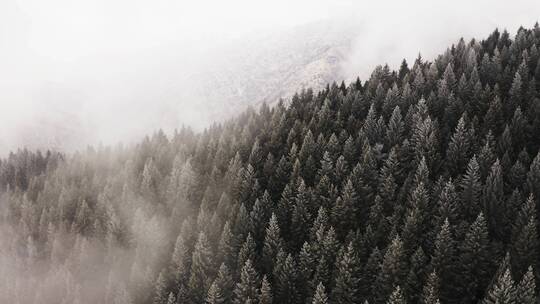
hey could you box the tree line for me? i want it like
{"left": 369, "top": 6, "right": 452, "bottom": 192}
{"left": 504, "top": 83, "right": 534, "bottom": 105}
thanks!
{"left": 1, "top": 24, "right": 540, "bottom": 304}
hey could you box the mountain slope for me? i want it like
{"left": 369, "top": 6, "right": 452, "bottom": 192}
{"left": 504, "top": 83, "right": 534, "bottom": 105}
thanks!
{"left": 1, "top": 24, "right": 540, "bottom": 304}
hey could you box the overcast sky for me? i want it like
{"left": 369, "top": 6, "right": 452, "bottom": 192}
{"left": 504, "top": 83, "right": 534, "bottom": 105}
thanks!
{"left": 1, "top": 0, "right": 539, "bottom": 153}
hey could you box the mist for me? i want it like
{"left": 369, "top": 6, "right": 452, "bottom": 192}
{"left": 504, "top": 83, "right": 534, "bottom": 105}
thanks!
{"left": 2, "top": 2, "right": 540, "bottom": 303}
{"left": 1, "top": 0, "right": 539, "bottom": 155}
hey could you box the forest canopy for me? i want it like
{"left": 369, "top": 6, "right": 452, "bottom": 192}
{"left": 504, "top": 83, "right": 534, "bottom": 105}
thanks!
{"left": 1, "top": 24, "right": 540, "bottom": 304}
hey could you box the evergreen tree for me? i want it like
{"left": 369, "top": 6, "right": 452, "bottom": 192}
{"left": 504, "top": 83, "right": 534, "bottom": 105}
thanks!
{"left": 189, "top": 232, "right": 214, "bottom": 303}
{"left": 214, "top": 263, "right": 235, "bottom": 304}
{"left": 431, "top": 219, "right": 455, "bottom": 303}
{"left": 312, "top": 282, "right": 329, "bottom": 304}
{"left": 207, "top": 282, "right": 225, "bottom": 304}
{"left": 481, "top": 269, "right": 516, "bottom": 304}
{"left": 404, "top": 247, "right": 428, "bottom": 304}
{"left": 331, "top": 242, "right": 361, "bottom": 304}
{"left": 273, "top": 253, "right": 301, "bottom": 304}
{"left": 458, "top": 213, "right": 492, "bottom": 303}
{"left": 460, "top": 156, "right": 483, "bottom": 222}
{"left": 262, "top": 213, "right": 283, "bottom": 274}
{"left": 421, "top": 271, "right": 440, "bottom": 304}
{"left": 483, "top": 160, "right": 505, "bottom": 239}
{"left": 515, "top": 266, "right": 536, "bottom": 304}
{"left": 446, "top": 115, "right": 471, "bottom": 176}
{"left": 153, "top": 271, "right": 168, "bottom": 304}
{"left": 234, "top": 260, "right": 260, "bottom": 304}
{"left": 511, "top": 195, "right": 538, "bottom": 278}
{"left": 387, "top": 286, "right": 406, "bottom": 304}
{"left": 375, "top": 235, "right": 406, "bottom": 304}
{"left": 237, "top": 233, "right": 257, "bottom": 273}
{"left": 258, "top": 275, "right": 272, "bottom": 304}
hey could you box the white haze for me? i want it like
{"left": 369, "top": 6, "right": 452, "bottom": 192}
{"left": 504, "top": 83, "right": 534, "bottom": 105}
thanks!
{"left": 1, "top": 0, "right": 539, "bottom": 154}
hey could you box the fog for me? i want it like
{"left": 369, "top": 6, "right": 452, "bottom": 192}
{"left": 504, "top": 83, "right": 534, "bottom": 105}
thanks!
{"left": 1, "top": 0, "right": 539, "bottom": 154}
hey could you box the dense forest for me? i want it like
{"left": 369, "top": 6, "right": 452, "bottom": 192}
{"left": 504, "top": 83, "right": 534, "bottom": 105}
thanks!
{"left": 2, "top": 24, "right": 540, "bottom": 304}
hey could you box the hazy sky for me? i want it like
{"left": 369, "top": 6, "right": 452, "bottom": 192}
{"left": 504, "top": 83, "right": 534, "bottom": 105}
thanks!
{"left": 1, "top": 0, "right": 539, "bottom": 153}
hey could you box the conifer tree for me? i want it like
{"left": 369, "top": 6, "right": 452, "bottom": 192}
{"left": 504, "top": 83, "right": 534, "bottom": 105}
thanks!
{"left": 189, "top": 232, "right": 214, "bottom": 303}
{"left": 262, "top": 213, "right": 283, "bottom": 274}
{"left": 421, "top": 271, "right": 440, "bottom": 304}
{"left": 331, "top": 242, "right": 361, "bottom": 304}
{"left": 446, "top": 115, "right": 471, "bottom": 176}
{"left": 511, "top": 194, "right": 538, "bottom": 278}
{"left": 218, "top": 221, "right": 236, "bottom": 269}
{"left": 526, "top": 152, "right": 540, "bottom": 206}
{"left": 387, "top": 286, "right": 406, "bottom": 304}
{"left": 273, "top": 253, "right": 301, "bottom": 304}
{"left": 431, "top": 219, "right": 455, "bottom": 303}
{"left": 483, "top": 160, "right": 505, "bottom": 239}
{"left": 166, "top": 292, "right": 175, "bottom": 304}
{"left": 214, "top": 263, "right": 234, "bottom": 304}
{"left": 460, "top": 156, "right": 482, "bottom": 222}
{"left": 312, "top": 283, "right": 329, "bottom": 304}
{"left": 375, "top": 235, "right": 406, "bottom": 304}
{"left": 404, "top": 247, "right": 428, "bottom": 304}
{"left": 153, "top": 271, "right": 168, "bottom": 304}
{"left": 237, "top": 233, "right": 257, "bottom": 273}
{"left": 481, "top": 269, "right": 516, "bottom": 304}
{"left": 207, "top": 282, "right": 225, "bottom": 304}
{"left": 234, "top": 260, "right": 260, "bottom": 304}
{"left": 458, "top": 213, "right": 491, "bottom": 303}
{"left": 386, "top": 106, "right": 405, "bottom": 148}
{"left": 258, "top": 275, "right": 272, "bottom": 304}
{"left": 515, "top": 266, "right": 536, "bottom": 304}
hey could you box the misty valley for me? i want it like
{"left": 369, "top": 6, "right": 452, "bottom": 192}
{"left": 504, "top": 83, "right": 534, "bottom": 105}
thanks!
{"left": 1, "top": 21, "right": 540, "bottom": 304}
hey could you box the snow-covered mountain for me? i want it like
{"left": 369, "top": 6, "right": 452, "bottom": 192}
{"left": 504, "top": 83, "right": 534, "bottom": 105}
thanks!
{"left": 198, "top": 19, "right": 356, "bottom": 120}
{"left": 2, "top": 18, "right": 359, "bottom": 154}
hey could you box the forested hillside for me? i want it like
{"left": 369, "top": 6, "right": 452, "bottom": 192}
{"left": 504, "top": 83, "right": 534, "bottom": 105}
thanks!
{"left": 2, "top": 24, "right": 540, "bottom": 304}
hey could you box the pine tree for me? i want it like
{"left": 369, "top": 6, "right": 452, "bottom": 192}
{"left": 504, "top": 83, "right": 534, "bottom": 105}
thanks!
{"left": 526, "top": 152, "right": 540, "bottom": 207}
{"left": 312, "top": 283, "right": 329, "bottom": 304}
{"left": 214, "top": 263, "right": 234, "bottom": 304}
{"left": 273, "top": 253, "right": 300, "bottom": 304}
{"left": 435, "top": 181, "right": 458, "bottom": 228}
{"left": 458, "top": 213, "right": 492, "bottom": 303}
{"left": 207, "top": 282, "right": 225, "bottom": 304}
{"left": 362, "top": 247, "right": 383, "bottom": 303}
{"left": 386, "top": 106, "right": 405, "bottom": 148}
{"left": 189, "top": 232, "right": 214, "bottom": 303}
{"left": 258, "top": 275, "right": 272, "bottom": 304}
{"left": 153, "top": 271, "right": 168, "bottom": 304}
{"left": 446, "top": 115, "right": 471, "bottom": 176}
{"left": 386, "top": 286, "right": 406, "bottom": 304}
{"left": 511, "top": 217, "right": 538, "bottom": 280}
{"left": 218, "top": 221, "right": 236, "bottom": 269}
{"left": 332, "top": 179, "right": 358, "bottom": 234}
{"left": 483, "top": 160, "right": 505, "bottom": 239}
{"left": 331, "top": 242, "right": 361, "bottom": 304}
{"left": 171, "top": 231, "right": 191, "bottom": 288}
{"left": 237, "top": 233, "right": 257, "bottom": 273}
{"left": 262, "top": 213, "right": 283, "bottom": 274}
{"left": 421, "top": 271, "right": 440, "bottom": 304}
{"left": 291, "top": 180, "right": 312, "bottom": 249}
{"left": 515, "top": 266, "right": 536, "bottom": 304}
{"left": 431, "top": 219, "right": 455, "bottom": 303}
{"left": 481, "top": 268, "right": 516, "bottom": 304}
{"left": 460, "top": 156, "right": 482, "bottom": 222}
{"left": 375, "top": 235, "right": 406, "bottom": 304}
{"left": 234, "top": 260, "right": 260, "bottom": 304}
{"left": 511, "top": 194, "right": 538, "bottom": 278}
{"left": 404, "top": 247, "right": 428, "bottom": 304}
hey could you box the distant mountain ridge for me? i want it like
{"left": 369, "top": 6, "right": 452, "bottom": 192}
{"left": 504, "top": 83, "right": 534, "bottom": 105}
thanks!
{"left": 3, "top": 19, "right": 359, "bottom": 154}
